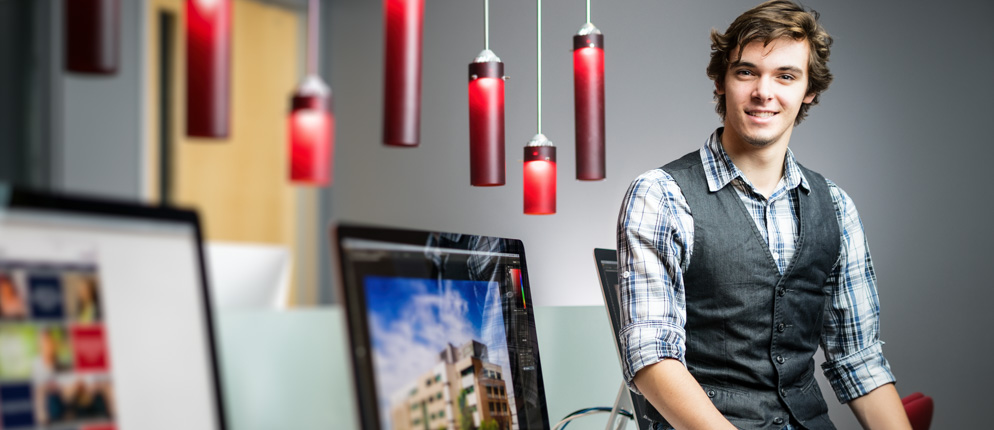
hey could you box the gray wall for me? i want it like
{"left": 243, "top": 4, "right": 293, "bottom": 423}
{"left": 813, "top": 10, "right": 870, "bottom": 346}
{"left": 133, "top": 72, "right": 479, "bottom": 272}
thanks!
{"left": 325, "top": 0, "right": 993, "bottom": 427}
{"left": 55, "top": 0, "right": 146, "bottom": 199}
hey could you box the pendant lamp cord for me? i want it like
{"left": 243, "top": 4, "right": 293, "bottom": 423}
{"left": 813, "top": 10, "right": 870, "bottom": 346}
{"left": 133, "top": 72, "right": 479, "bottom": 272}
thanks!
{"left": 484, "top": 0, "right": 490, "bottom": 51}
{"left": 586, "top": 0, "right": 590, "bottom": 24}
{"left": 307, "top": 0, "right": 319, "bottom": 75}
{"left": 537, "top": 0, "right": 542, "bottom": 134}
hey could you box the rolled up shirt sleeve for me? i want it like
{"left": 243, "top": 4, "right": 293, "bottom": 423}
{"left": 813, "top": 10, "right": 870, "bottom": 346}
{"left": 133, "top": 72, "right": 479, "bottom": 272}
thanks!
{"left": 616, "top": 169, "right": 694, "bottom": 395}
{"left": 820, "top": 180, "right": 896, "bottom": 403}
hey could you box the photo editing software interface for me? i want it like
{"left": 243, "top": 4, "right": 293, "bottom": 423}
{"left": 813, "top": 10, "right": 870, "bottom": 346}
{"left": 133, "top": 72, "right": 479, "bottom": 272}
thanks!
{"left": 339, "top": 229, "right": 550, "bottom": 430}
{"left": 0, "top": 197, "right": 223, "bottom": 430}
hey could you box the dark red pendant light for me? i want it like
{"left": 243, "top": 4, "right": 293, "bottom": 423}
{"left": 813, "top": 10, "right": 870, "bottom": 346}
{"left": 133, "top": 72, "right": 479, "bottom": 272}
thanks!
{"left": 468, "top": 1, "right": 506, "bottom": 186}
{"left": 573, "top": 22, "right": 606, "bottom": 180}
{"left": 468, "top": 52, "right": 506, "bottom": 186}
{"left": 65, "top": 0, "right": 120, "bottom": 74}
{"left": 289, "top": 0, "right": 334, "bottom": 186}
{"left": 524, "top": 0, "right": 556, "bottom": 215}
{"left": 290, "top": 81, "right": 334, "bottom": 186}
{"left": 383, "top": 0, "right": 424, "bottom": 147}
{"left": 524, "top": 135, "right": 557, "bottom": 215}
{"left": 186, "top": 0, "right": 231, "bottom": 139}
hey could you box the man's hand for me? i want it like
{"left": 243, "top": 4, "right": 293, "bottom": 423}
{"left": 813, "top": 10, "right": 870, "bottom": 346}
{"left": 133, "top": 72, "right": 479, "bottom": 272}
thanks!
{"left": 633, "top": 358, "right": 737, "bottom": 430}
{"left": 848, "top": 383, "right": 913, "bottom": 430}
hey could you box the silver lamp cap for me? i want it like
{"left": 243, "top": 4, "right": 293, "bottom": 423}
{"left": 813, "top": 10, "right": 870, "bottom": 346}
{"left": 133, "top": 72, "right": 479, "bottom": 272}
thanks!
{"left": 473, "top": 49, "right": 502, "bottom": 63}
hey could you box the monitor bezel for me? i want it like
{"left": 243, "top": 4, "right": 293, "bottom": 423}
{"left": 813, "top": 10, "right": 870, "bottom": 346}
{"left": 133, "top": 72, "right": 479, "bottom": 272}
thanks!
{"left": 5, "top": 187, "right": 229, "bottom": 430}
{"left": 335, "top": 223, "right": 551, "bottom": 430}
{"left": 594, "top": 247, "right": 653, "bottom": 430}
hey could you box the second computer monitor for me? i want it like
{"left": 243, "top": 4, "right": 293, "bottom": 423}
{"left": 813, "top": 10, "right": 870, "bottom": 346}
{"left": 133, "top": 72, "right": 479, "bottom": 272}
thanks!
{"left": 336, "top": 225, "right": 551, "bottom": 430}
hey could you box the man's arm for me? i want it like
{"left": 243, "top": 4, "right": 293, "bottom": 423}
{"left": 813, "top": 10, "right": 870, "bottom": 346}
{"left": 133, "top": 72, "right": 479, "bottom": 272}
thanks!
{"left": 848, "top": 383, "right": 912, "bottom": 430}
{"left": 820, "top": 181, "right": 906, "bottom": 429}
{"left": 634, "top": 359, "right": 735, "bottom": 430}
{"left": 618, "top": 169, "right": 734, "bottom": 428}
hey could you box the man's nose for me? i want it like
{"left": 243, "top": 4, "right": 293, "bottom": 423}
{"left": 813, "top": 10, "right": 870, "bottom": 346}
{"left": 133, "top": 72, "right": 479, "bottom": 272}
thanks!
{"left": 753, "top": 77, "right": 774, "bottom": 101}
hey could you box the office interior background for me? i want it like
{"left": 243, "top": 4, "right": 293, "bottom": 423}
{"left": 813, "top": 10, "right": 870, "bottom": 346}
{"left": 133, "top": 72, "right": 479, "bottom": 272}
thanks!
{"left": 1, "top": 0, "right": 990, "bottom": 428}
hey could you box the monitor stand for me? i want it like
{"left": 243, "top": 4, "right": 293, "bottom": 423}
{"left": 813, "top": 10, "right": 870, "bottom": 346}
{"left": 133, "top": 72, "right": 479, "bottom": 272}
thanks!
{"left": 605, "top": 381, "right": 635, "bottom": 430}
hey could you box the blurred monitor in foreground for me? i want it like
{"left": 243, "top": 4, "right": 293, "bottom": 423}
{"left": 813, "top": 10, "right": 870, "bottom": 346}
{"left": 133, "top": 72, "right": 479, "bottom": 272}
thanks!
{"left": 0, "top": 187, "right": 226, "bottom": 430}
{"left": 335, "top": 224, "right": 551, "bottom": 430}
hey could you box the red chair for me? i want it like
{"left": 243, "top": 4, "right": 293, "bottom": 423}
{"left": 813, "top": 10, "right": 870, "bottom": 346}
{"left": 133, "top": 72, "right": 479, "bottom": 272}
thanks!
{"left": 902, "top": 392, "right": 933, "bottom": 430}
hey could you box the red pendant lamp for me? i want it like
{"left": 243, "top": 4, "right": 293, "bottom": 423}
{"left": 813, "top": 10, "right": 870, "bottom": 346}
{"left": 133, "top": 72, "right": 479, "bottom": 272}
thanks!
{"left": 186, "top": 0, "right": 231, "bottom": 139}
{"left": 288, "top": 0, "right": 333, "bottom": 186}
{"left": 383, "top": 0, "right": 424, "bottom": 147}
{"left": 573, "top": 15, "right": 605, "bottom": 180}
{"left": 524, "top": 0, "right": 556, "bottom": 215}
{"left": 468, "top": 0, "right": 506, "bottom": 186}
{"left": 65, "top": 0, "right": 120, "bottom": 74}
{"left": 524, "top": 135, "right": 556, "bottom": 215}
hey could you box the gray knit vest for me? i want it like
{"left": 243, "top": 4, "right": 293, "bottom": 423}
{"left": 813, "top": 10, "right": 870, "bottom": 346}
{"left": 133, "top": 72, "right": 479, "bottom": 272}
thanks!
{"left": 645, "top": 151, "right": 840, "bottom": 429}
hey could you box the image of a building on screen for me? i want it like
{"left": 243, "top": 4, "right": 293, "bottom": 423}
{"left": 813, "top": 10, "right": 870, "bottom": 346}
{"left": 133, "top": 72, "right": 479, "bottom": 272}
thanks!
{"left": 389, "top": 340, "right": 511, "bottom": 430}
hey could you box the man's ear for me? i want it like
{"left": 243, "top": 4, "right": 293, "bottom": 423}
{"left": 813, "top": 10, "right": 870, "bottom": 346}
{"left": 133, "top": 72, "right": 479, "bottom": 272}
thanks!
{"left": 803, "top": 91, "right": 816, "bottom": 104}
{"left": 716, "top": 81, "right": 725, "bottom": 96}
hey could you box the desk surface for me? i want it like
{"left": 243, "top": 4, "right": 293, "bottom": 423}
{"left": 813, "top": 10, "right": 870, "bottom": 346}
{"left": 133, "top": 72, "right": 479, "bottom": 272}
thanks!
{"left": 216, "top": 305, "right": 637, "bottom": 430}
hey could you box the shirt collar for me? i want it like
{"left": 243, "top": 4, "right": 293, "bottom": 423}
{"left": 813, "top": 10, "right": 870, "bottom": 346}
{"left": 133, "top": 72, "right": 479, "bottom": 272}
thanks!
{"left": 700, "top": 128, "right": 810, "bottom": 194}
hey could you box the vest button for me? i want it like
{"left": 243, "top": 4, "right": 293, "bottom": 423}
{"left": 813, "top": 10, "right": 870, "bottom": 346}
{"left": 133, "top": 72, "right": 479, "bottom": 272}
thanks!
{"left": 773, "top": 417, "right": 785, "bottom": 425}
{"left": 776, "top": 355, "right": 785, "bottom": 364}
{"left": 777, "top": 323, "right": 786, "bottom": 332}
{"left": 707, "top": 389, "right": 716, "bottom": 398}
{"left": 780, "top": 388, "right": 787, "bottom": 397}
{"left": 777, "top": 288, "right": 786, "bottom": 297}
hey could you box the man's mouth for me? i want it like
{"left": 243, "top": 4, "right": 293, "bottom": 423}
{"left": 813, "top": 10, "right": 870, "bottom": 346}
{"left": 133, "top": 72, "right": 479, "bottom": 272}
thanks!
{"left": 747, "top": 111, "right": 778, "bottom": 118}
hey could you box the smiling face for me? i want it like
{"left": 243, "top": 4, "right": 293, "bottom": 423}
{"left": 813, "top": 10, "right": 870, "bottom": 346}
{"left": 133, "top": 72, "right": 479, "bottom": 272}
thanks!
{"left": 717, "top": 38, "right": 816, "bottom": 151}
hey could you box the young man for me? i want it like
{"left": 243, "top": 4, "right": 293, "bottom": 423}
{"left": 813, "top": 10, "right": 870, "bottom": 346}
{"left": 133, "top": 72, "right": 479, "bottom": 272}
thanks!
{"left": 616, "top": 1, "right": 912, "bottom": 429}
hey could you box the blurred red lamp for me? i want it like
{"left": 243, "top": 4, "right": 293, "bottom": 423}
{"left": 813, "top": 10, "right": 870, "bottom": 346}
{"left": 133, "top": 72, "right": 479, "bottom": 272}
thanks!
{"left": 383, "top": 0, "right": 424, "bottom": 147}
{"left": 289, "top": 77, "right": 334, "bottom": 186}
{"left": 65, "top": 0, "right": 119, "bottom": 74}
{"left": 524, "top": 134, "right": 556, "bottom": 215}
{"left": 573, "top": 22, "right": 605, "bottom": 180}
{"left": 186, "top": 0, "right": 231, "bottom": 139}
{"left": 468, "top": 50, "right": 506, "bottom": 186}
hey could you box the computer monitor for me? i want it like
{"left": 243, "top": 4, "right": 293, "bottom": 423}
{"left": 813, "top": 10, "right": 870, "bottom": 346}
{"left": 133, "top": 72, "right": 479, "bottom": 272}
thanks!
{"left": 594, "top": 248, "right": 652, "bottom": 430}
{"left": 0, "top": 187, "right": 226, "bottom": 430}
{"left": 335, "top": 224, "right": 550, "bottom": 430}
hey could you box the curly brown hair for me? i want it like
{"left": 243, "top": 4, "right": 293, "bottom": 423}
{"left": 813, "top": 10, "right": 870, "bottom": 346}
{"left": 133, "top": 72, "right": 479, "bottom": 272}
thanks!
{"left": 707, "top": 0, "right": 833, "bottom": 125}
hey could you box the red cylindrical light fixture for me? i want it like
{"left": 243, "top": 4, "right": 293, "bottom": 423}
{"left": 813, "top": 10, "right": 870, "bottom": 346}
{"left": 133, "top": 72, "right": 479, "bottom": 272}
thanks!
{"left": 523, "top": 134, "right": 557, "bottom": 215}
{"left": 186, "top": 0, "right": 232, "bottom": 139}
{"left": 289, "top": 77, "right": 334, "bottom": 186}
{"left": 573, "top": 23, "right": 605, "bottom": 180}
{"left": 468, "top": 50, "right": 506, "bottom": 186}
{"left": 383, "top": 0, "right": 424, "bottom": 147}
{"left": 65, "top": 0, "right": 119, "bottom": 74}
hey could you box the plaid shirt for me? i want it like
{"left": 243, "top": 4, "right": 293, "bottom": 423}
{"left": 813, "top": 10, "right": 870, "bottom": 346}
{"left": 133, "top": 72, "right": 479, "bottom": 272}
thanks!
{"left": 617, "top": 129, "right": 895, "bottom": 403}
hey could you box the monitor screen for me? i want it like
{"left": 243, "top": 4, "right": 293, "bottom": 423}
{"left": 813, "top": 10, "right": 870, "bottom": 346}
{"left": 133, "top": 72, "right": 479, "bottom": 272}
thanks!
{"left": 336, "top": 225, "right": 550, "bottom": 430}
{"left": 0, "top": 189, "right": 225, "bottom": 430}
{"left": 594, "top": 248, "right": 652, "bottom": 430}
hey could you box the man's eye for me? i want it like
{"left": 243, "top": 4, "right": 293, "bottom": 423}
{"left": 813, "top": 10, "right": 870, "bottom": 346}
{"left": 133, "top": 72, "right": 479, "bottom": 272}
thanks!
{"left": 736, "top": 70, "right": 753, "bottom": 76}
{"left": 780, "top": 74, "right": 796, "bottom": 80}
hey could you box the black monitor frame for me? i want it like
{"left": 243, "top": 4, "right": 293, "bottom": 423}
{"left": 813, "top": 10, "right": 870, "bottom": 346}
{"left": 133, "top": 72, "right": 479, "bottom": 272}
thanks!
{"left": 594, "top": 247, "right": 653, "bottom": 430}
{"left": 335, "top": 223, "right": 551, "bottom": 430}
{"left": 4, "top": 186, "right": 228, "bottom": 430}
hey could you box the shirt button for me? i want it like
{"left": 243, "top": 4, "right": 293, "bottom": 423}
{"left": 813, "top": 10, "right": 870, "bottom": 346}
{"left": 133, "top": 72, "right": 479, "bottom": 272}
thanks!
{"left": 707, "top": 389, "right": 716, "bottom": 398}
{"left": 622, "top": 271, "right": 630, "bottom": 279}
{"left": 777, "top": 288, "right": 786, "bottom": 297}
{"left": 776, "top": 355, "right": 785, "bottom": 364}
{"left": 771, "top": 251, "right": 780, "bottom": 260}
{"left": 773, "top": 417, "right": 785, "bottom": 425}
{"left": 777, "top": 323, "right": 786, "bottom": 333}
